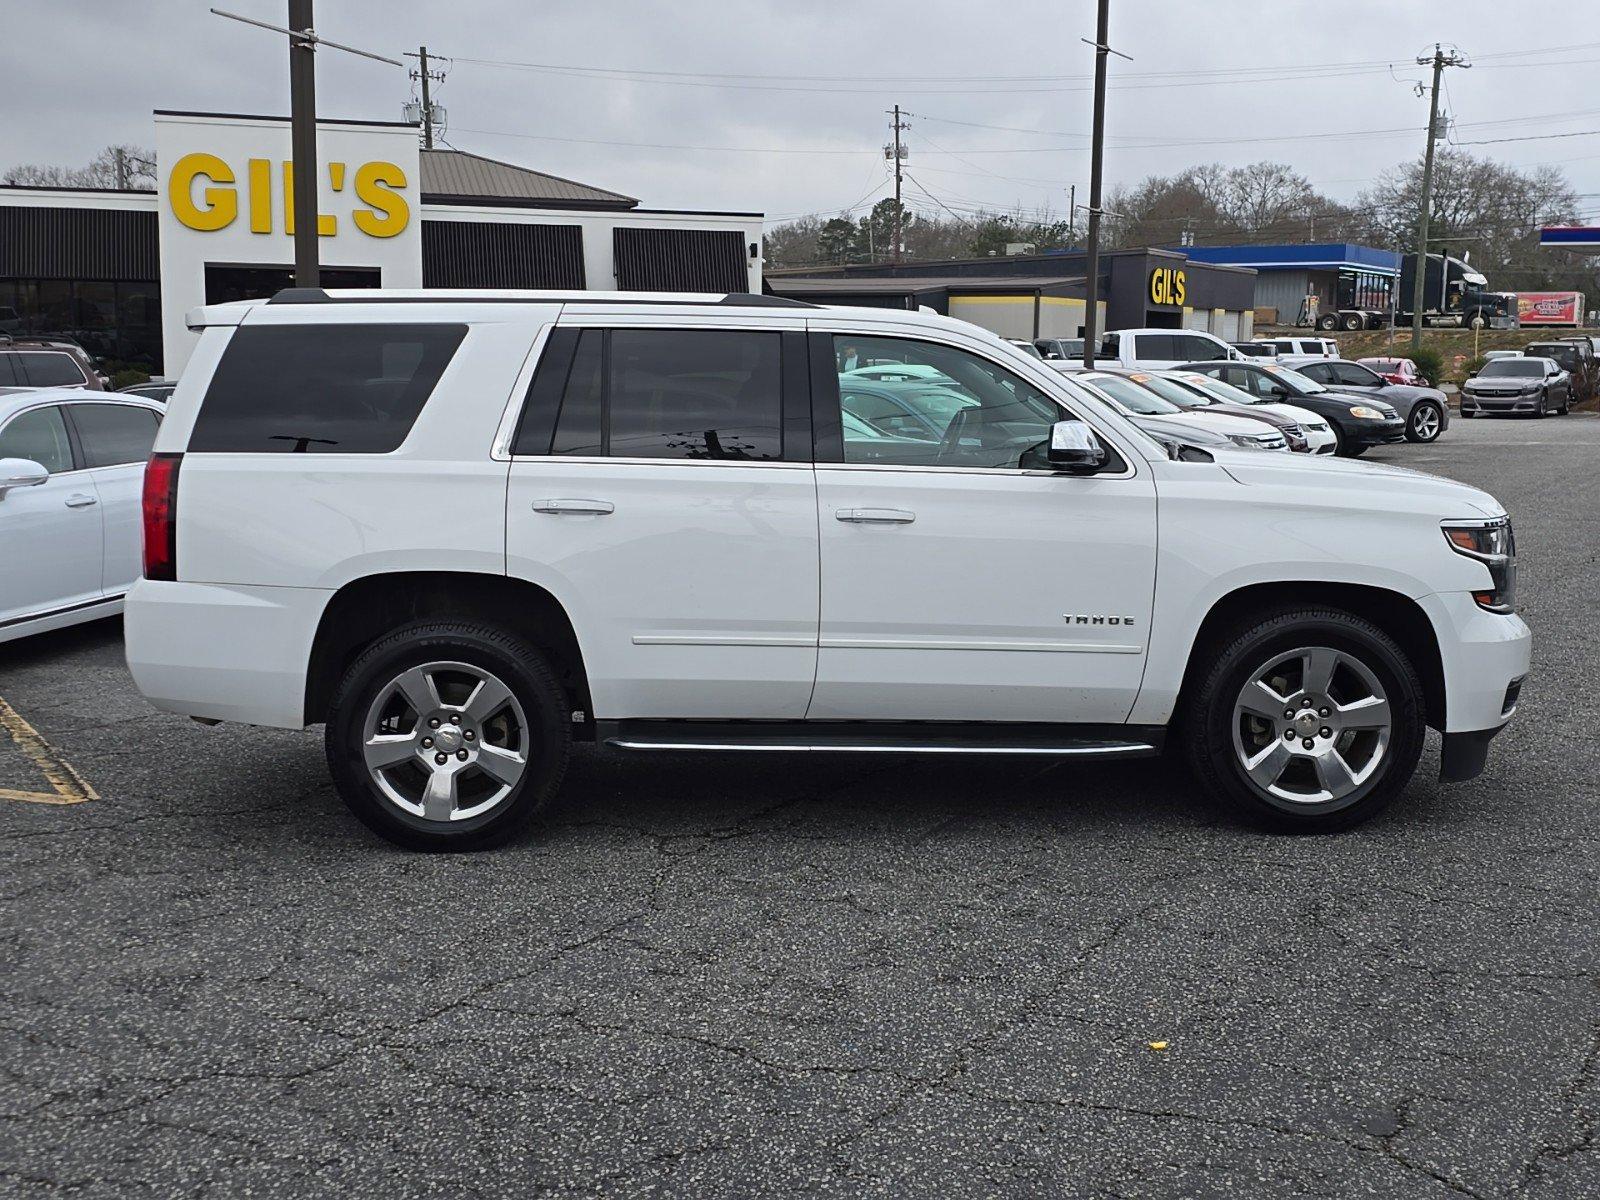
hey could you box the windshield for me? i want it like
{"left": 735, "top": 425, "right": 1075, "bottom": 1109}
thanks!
{"left": 1172, "top": 372, "right": 1267, "bottom": 407}
{"left": 1127, "top": 372, "right": 1214, "bottom": 408}
{"left": 1263, "top": 364, "right": 1327, "bottom": 394}
{"left": 1480, "top": 360, "right": 1545, "bottom": 378}
{"left": 1526, "top": 346, "right": 1578, "bottom": 369}
{"left": 1088, "top": 374, "right": 1182, "bottom": 415}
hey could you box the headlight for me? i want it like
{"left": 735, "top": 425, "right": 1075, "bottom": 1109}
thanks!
{"left": 1347, "top": 406, "right": 1386, "bottom": 420}
{"left": 1442, "top": 518, "right": 1516, "bottom": 613}
{"left": 1226, "top": 433, "right": 1270, "bottom": 450}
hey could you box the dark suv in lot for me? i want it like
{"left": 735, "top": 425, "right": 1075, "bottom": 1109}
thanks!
{"left": 1179, "top": 360, "right": 1406, "bottom": 456}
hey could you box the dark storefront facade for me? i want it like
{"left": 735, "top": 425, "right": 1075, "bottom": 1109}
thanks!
{"left": 766, "top": 248, "right": 1257, "bottom": 342}
{"left": 1, "top": 135, "right": 762, "bottom": 374}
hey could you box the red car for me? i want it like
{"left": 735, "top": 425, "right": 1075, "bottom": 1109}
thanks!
{"left": 1357, "top": 357, "right": 1423, "bottom": 387}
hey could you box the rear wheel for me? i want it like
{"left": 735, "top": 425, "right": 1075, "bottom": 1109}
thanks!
{"left": 1406, "top": 402, "right": 1443, "bottom": 442}
{"left": 326, "top": 621, "right": 570, "bottom": 850}
{"left": 1316, "top": 314, "right": 1339, "bottom": 332}
{"left": 1181, "top": 608, "right": 1426, "bottom": 831}
{"left": 1341, "top": 312, "right": 1363, "bottom": 332}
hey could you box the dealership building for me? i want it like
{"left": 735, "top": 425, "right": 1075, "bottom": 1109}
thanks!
{"left": 766, "top": 247, "right": 1259, "bottom": 342}
{"left": 0, "top": 111, "right": 764, "bottom": 375}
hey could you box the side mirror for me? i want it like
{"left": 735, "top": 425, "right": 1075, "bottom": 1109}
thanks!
{"left": 0, "top": 457, "right": 49, "bottom": 501}
{"left": 1033, "top": 421, "right": 1107, "bottom": 473}
{"left": 1269, "top": 384, "right": 1290, "bottom": 398}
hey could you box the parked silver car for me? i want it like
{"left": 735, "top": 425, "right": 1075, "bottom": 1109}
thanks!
{"left": 1460, "top": 357, "right": 1571, "bottom": 418}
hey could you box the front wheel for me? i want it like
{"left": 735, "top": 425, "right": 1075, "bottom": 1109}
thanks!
{"left": 1406, "top": 402, "right": 1443, "bottom": 442}
{"left": 1533, "top": 392, "right": 1549, "bottom": 419}
{"left": 325, "top": 621, "right": 571, "bottom": 850}
{"left": 1316, "top": 314, "right": 1339, "bottom": 332}
{"left": 1181, "top": 609, "right": 1426, "bottom": 831}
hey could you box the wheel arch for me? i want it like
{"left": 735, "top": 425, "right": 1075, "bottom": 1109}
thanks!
{"left": 1174, "top": 581, "right": 1446, "bottom": 732}
{"left": 304, "top": 571, "right": 592, "bottom": 733}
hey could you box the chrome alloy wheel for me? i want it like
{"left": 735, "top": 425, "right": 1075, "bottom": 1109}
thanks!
{"left": 1231, "top": 646, "right": 1392, "bottom": 804}
{"left": 1411, "top": 405, "right": 1441, "bottom": 440}
{"left": 361, "top": 661, "right": 529, "bottom": 822}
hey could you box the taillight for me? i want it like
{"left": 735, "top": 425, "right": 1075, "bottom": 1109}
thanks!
{"left": 142, "top": 452, "right": 182, "bottom": 581}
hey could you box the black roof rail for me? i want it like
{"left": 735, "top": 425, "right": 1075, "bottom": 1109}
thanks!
{"left": 267, "top": 288, "right": 334, "bottom": 304}
{"left": 261, "top": 288, "right": 819, "bottom": 309}
{"left": 718, "top": 292, "right": 818, "bottom": 309}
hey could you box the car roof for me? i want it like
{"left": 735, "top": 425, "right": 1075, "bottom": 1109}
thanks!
{"left": 0, "top": 386, "right": 161, "bottom": 418}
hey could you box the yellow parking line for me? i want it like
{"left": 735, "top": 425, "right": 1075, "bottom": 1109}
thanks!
{"left": 0, "top": 696, "right": 97, "bottom": 805}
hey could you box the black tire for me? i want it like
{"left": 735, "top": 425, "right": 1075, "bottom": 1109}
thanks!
{"left": 1343, "top": 442, "right": 1368, "bottom": 457}
{"left": 1468, "top": 314, "right": 1486, "bottom": 330}
{"left": 1316, "top": 314, "right": 1339, "bottom": 332}
{"left": 1341, "top": 312, "right": 1363, "bottom": 332}
{"left": 325, "top": 620, "right": 570, "bottom": 851}
{"left": 1557, "top": 391, "right": 1571, "bottom": 415}
{"left": 1533, "top": 391, "right": 1548, "bottom": 419}
{"left": 1180, "top": 608, "right": 1426, "bottom": 832}
{"left": 1405, "top": 401, "right": 1443, "bottom": 443}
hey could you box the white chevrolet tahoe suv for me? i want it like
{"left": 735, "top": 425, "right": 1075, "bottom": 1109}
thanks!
{"left": 125, "top": 289, "right": 1531, "bottom": 850}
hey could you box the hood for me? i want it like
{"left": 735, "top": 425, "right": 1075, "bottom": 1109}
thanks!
{"left": 1466, "top": 374, "right": 1545, "bottom": 391}
{"left": 1174, "top": 409, "right": 1285, "bottom": 438}
{"left": 1318, "top": 386, "right": 1402, "bottom": 415}
{"left": 1220, "top": 454, "right": 1505, "bottom": 518}
{"left": 1253, "top": 402, "right": 1326, "bottom": 426}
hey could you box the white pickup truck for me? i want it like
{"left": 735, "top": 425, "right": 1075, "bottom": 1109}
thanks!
{"left": 125, "top": 290, "right": 1529, "bottom": 850}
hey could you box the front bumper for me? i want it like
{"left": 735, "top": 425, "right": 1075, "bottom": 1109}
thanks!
{"left": 1461, "top": 392, "right": 1541, "bottom": 414}
{"left": 1344, "top": 417, "right": 1408, "bottom": 447}
{"left": 1415, "top": 590, "right": 1531, "bottom": 781}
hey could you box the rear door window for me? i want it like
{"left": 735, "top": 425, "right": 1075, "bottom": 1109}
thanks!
{"left": 188, "top": 323, "right": 466, "bottom": 453}
{"left": 1132, "top": 334, "right": 1178, "bottom": 361}
{"left": 19, "top": 352, "right": 87, "bottom": 387}
{"left": 545, "top": 328, "right": 783, "bottom": 461}
{"left": 67, "top": 403, "right": 160, "bottom": 467}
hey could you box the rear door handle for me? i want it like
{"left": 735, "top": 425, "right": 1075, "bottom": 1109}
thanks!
{"left": 532, "top": 499, "right": 614, "bottom": 515}
{"left": 64, "top": 493, "right": 98, "bottom": 508}
{"left": 835, "top": 507, "right": 915, "bottom": 524}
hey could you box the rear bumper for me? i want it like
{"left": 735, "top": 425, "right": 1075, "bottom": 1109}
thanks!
{"left": 124, "top": 579, "right": 328, "bottom": 728}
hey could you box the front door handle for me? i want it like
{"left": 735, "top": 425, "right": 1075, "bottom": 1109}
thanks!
{"left": 835, "top": 507, "right": 915, "bottom": 524}
{"left": 532, "top": 499, "right": 614, "bottom": 515}
{"left": 64, "top": 493, "right": 98, "bottom": 508}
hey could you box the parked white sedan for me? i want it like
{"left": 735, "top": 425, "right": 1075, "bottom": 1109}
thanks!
{"left": 0, "top": 388, "right": 164, "bottom": 644}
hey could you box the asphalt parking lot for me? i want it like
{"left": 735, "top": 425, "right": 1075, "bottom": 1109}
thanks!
{"left": 2, "top": 415, "right": 1597, "bottom": 1199}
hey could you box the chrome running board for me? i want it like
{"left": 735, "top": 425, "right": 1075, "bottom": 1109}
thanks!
{"left": 599, "top": 720, "right": 1163, "bottom": 759}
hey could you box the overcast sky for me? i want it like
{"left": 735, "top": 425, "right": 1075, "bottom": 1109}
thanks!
{"left": 5, "top": 1, "right": 1597, "bottom": 227}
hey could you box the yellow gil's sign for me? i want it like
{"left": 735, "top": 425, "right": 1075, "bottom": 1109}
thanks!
{"left": 1149, "top": 266, "right": 1186, "bottom": 307}
{"left": 168, "top": 153, "right": 409, "bottom": 239}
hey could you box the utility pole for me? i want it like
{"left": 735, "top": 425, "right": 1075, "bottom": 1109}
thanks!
{"left": 1410, "top": 42, "right": 1469, "bottom": 347}
{"left": 886, "top": 105, "right": 909, "bottom": 263}
{"left": 1080, "top": 0, "right": 1129, "bottom": 368}
{"left": 405, "top": 46, "right": 448, "bottom": 150}
{"left": 287, "top": 0, "right": 320, "bottom": 286}
{"left": 419, "top": 46, "right": 434, "bottom": 149}
{"left": 113, "top": 148, "right": 128, "bottom": 190}
{"left": 1068, "top": 184, "right": 1076, "bottom": 245}
{"left": 210, "top": 5, "right": 402, "bottom": 286}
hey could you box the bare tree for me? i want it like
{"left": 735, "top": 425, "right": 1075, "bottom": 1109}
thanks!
{"left": 3, "top": 144, "right": 156, "bottom": 190}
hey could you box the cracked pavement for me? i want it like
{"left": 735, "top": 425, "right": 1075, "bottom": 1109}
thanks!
{"left": 1, "top": 416, "right": 1597, "bottom": 1197}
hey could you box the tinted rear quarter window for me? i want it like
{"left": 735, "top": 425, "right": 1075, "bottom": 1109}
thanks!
{"left": 21, "top": 352, "right": 87, "bottom": 387}
{"left": 189, "top": 323, "right": 466, "bottom": 453}
{"left": 0, "top": 355, "right": 17, "bottom": 386}
{"left": 69, "top": 403, "right": 160, "bottom": 467}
